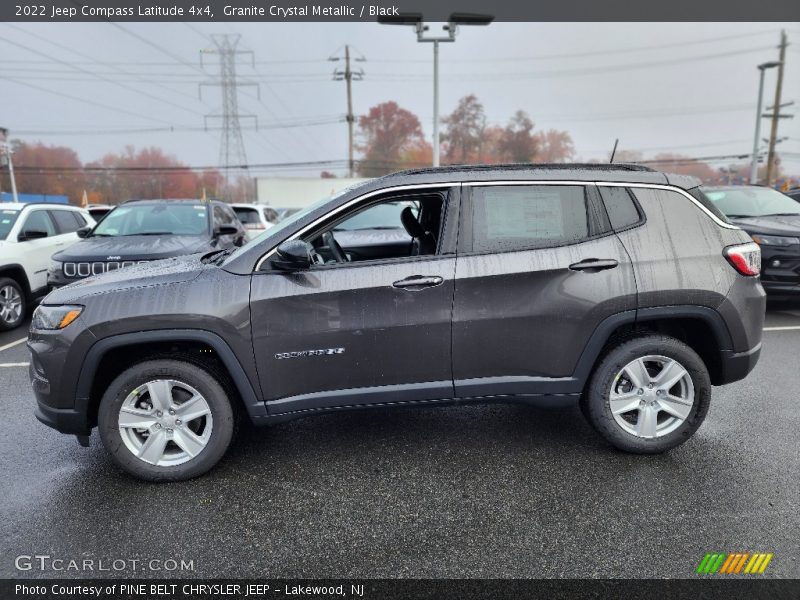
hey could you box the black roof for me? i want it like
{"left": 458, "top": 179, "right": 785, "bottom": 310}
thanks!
{"left": 393, "top": 162, "right": 655, "bottom": 176}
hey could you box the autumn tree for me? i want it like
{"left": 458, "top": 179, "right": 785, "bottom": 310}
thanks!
{"left": 356, "top": 101, "right": 427, "bottom": 177}
{"left": 533, "top": 129, "right": 575, "bottom": 163}
{"left": 497, "top": 111, "right": 537, "bottom": 163}
{"left": 85, "top": 146, "right": 200, "bottom": 204}
{"left": 441, "top": 95, "right": 486, "bottom": 164}
{"left": 2, "top": 141, "right": 85, "bottom": 203}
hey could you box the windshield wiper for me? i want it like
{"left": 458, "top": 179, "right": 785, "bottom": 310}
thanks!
{"left": 725, "top": 214, "right": 755, "bottom": 219}
{"left": 759, "top": 213, "right": 800, "bottom": 217}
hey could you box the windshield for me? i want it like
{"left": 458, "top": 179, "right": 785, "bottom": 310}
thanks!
{"left": 703, "top": 186, "right": 800, "bottom": 218}
{"left": 93, "top": 203, "right": 210, "bottom": 236}
{"left": 0, "top": 209, "right": 20, "bottom": 241}
{"left": 334, "top": 201, "right": 416, "bottom": 231}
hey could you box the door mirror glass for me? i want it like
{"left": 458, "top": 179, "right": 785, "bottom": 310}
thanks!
{"left": 18, "top": 229, "right": 48, "bottom": 242}
{"left": 271, "top": 240, "right": 313, "bottom": 271}
{"left": 76, "top": 226, "right": 92, "bottom": 239}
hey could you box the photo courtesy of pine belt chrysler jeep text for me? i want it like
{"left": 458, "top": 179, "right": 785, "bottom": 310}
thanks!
{"left": 28, "top": 164, "right": 766, "bottom": 481}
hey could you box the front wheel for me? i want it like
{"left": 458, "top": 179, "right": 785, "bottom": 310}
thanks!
{"left": 581, "top": 335, "right": 711, "bottom": 454}
{"left": 0, "top": 278, "right": 25, "bottom": 331}
{"left": 98, "top": 360, "right": 236, "bottom": 481}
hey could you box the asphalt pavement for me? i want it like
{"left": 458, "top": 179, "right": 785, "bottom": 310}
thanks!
{"left": 0, "top": 306, "right": 798, "bottom": 579}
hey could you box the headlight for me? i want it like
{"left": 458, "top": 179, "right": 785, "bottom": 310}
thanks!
{"left": 750, "top": 234, "right": 800, "bottom": 246}
{"left": 32, "top": 305, "right": 83, "bottom": 330}
{"left": 48, "top": 260, "right": 63, "bottom": 274}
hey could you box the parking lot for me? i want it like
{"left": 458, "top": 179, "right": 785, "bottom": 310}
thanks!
{"left": 1, "top": 304, "right": 799, "bottom": 579}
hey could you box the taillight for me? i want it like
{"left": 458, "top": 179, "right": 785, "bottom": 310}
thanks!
{"left": 724, "top": 242, "right": 761, "bottom": 276}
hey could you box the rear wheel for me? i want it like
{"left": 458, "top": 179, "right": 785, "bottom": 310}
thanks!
{"left": 98, "top": 360, "right": 236, "bottom": 481}
{"left": 581, "top": 335, "right": 711, "bottom": 453}
{"left": 0, "top": 278, "right": 25, "bottom": 331}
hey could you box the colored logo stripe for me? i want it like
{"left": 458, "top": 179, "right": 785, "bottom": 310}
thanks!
{"left": 697, "top": 552, "right": 772, "bottom": 575}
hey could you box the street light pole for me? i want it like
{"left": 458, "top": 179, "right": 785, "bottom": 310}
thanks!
{"left": 379, "top": 13, "right": 493, "bottom": 168}
{"left": 0, "top": 128, "right": 19, "bottom": 204}
{"left": 433, "top": 39, "right": 440, "bottom": 167}
{"left": 750, "top": 62, "right": 781, "bottom": 185}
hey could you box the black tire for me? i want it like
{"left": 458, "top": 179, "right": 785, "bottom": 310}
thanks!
{"left": 0, "top": 277, "right": 26, "bottom": 332}
{"left": 581, "top": 334, "right": 711, "bottom": 454}
{"left": 98, "top": 359, "right": 237, "bottom": 482}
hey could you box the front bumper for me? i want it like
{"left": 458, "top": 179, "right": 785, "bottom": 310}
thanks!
{"left": 28, "top": 318, "right": 97, "bottom": 435}
{"left": 759, "top": 246, "right": 800, "bottom": 294}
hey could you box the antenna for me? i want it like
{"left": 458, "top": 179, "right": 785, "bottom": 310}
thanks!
{"left": 609, "top": 138, "right": 619, "bottom": 164}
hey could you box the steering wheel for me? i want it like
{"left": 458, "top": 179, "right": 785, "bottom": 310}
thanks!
{"left": 322, "top": 231, "right": 348, "bottom": 263}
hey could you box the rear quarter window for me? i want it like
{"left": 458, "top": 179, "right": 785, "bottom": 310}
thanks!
{"left": 598, "top": 186, "right": 643, "bottom": 230}
{"left": 688, "top": 187, "right": 730, "bottom": 223}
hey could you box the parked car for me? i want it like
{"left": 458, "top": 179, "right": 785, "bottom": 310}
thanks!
{"left": 87, "top": 204, "right": 114, "bottom": 222}
{"left": 47, "top": 199, "right": 246, "bottom": 288}
{"left": 30, "top": 164, "right": 765, "bottom": 481}
{"left": 703, "top": 185, "right": 800, "bottom": 296}
{"left": 785, "top": 187, "right": 800, "bottom": 202}
{"left": 231, "top": 203, "right": 278, "bottom": 240}
{"left": 0, "top": 203, "right": 94, "bottom": 331}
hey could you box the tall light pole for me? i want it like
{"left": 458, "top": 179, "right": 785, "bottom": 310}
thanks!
{"left": 750, "top": 61, "right": 781, "bottom": 185}
{"left": 379, "top": 12, "right": 493, "bottom": 167}
{"left": 0, "top": 128, "right": 19, "bottom": 204}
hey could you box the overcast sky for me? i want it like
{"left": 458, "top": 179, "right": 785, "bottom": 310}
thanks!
{"left": 1, "top": 21, "right": 799, "bottom": 176}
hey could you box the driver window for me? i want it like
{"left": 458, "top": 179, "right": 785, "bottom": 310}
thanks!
{"left": 303, "top": 191, "right": 446, "bottom": 265}
{"left": 22, "top": 210, "right": 57, "bottom": 237}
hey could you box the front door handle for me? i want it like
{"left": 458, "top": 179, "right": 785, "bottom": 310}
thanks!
{"left": 568, "top": 258, "right": 619, "bottom": 272}
{"left": 392, "top": 275, "right": 444, "bottom": 290}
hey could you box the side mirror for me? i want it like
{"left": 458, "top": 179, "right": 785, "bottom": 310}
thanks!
{"left": 271, "top": 240, "right": 313, "bottom": 271}
{"left": 18, "top": 229, "right": 48, "bottom": 242}
{"left": 214, "top": 225, "right": 239, "bottom": 237}
{"left": 76, "top": 226, "right": 92, "bottom": 239}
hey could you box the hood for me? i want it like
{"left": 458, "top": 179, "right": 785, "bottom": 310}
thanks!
{"left": 52, "top": 234, "right": 213, "bottom": 262}
{"left": 730, "top": 214, "right": 800, "bottom": 237}
{"left": 44, "top": 253, "right": 209, "bottom": 304}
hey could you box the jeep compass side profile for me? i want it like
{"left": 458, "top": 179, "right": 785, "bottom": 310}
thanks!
{"left": 29, "top": 165, "right": 766, "bottom": 481}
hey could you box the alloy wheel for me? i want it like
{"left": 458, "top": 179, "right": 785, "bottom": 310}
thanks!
{"left": 608, "top": 355, "right": 695, "bottom": 439}
{"left": 0, "top": 285, "right": 22, "bottom": 324}
{"left": 118, "top": 379, "right": 213, "bottom": 466}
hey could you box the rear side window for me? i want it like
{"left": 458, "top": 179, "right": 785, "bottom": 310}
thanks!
{"left": 599, "top": 186, "right": 642, "bottom": 230}
{"left": 469, "top": 185, "right": 591, "bottom": 252}
{"left": 233, "top": 207, "right": 260, "bottom": 225}
{"left": 50, "top": 209, "right": 84, "bottom": 233}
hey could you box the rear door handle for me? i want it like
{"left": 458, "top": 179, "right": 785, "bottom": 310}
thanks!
{"left": 392, "top": 275, "right": 444, "bottom": 290}
{"left": 568, "top": 258, "right": 619, "bottom": 272}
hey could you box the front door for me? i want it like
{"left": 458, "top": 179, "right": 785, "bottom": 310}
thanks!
{"left": 250, "top": 186, "right": 458, "bottom": 414}
{"left": 452, "top": 183, "right": 637, "bottom": 397}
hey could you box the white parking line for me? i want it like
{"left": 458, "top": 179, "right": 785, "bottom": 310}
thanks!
{"left": 0, "top": 337, "right": 27, "bottom": 353}
{"left": 763, "top": 326, "right": 800, "bottom": 331}
{"left": 0, "top": 362, "right": 29, "bottom": 368}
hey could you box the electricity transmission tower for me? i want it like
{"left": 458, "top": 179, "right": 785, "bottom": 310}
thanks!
{"left": 200, "top": 34, "right": 259, "bottom": 192}
{"left": 330, "top": 46, "right": 365, "bottom": 178}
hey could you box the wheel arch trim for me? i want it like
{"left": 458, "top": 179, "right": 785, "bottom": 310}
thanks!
{"left": 75, "top": 329, "right": 266, "bottom": 421}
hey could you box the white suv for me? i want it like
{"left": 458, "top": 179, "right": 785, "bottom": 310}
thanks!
{"left": 0, "top": 203, "right": 95, "bottom": 331}
{"left": 231, "top": 203, "right": 278, "bottom": 240}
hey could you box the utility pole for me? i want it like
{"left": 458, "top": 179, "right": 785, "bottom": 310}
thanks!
{"left": 331, "top": 46, "right": 364, "bottom": 178}
{"left": 200, "top": 34, "right": 259, "bottom": 194}
{"left": 0, "top": 128, "right": 19, "bottom": 203}
{"left": 765, "top": 30, "right": 788, "bottom": 186}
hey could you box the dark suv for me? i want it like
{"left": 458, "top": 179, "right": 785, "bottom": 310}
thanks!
{"left": 47, "top": 199, "right": 246, "bottom": 288}
{"left": 29, "top": 165, "right": 766, "bottom": 481}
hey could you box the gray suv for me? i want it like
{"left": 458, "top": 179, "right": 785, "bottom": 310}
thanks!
{"left": 29, "top": 164, "right": 766, "bottom": 481}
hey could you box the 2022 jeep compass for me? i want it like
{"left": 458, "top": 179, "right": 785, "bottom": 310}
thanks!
{"left": 29, "top": 165, "right": 766, "bottom": 481}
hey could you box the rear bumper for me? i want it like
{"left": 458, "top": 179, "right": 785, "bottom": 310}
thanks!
{"left": 717, "top": 343, "right": 761, "bottom": 385}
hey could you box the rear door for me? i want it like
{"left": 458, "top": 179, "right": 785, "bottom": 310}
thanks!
{"left": 452, "top": 182, "right": 637, "bottom": 397}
